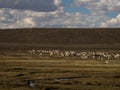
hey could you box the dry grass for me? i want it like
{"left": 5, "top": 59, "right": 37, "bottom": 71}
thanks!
{"left": 0, "top": 58, "right": 120, "bottom": 90}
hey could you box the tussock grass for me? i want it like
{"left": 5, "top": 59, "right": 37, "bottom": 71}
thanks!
{"left": 0, "top": 58, "right": 120, "bottom": 90}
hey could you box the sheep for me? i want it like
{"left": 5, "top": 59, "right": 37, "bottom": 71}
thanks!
{"left": 105, "top": 60, "right": 109, "bottom": 64}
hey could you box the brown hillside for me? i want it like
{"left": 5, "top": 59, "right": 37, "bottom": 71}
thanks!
{"left": 0, "top": 28, "right": 120, "bottom": 50}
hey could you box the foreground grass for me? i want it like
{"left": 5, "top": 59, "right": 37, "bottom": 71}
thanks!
{"left": 0, "top": 59, "right": 120, "bottom": 90}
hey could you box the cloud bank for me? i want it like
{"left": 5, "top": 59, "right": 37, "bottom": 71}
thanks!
{"left": 0, "top": 0, "right": 59, "bottom": 12}
{"left": 0, "top": 0, "right": 120, "bottom": 28}
{"left": 101, "top": 14, "right": 120, "bottom": 27}
{"left": 74, "top": 0, "right": 120, "bottom": 12}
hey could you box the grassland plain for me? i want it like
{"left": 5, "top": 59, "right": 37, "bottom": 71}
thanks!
{"left": 0, "top": 58, "right": 120, "bottom": 90}
{"left": 0, "top": 28, "right": 120, "bottom": 90}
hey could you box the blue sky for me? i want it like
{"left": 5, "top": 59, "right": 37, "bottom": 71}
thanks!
{"left": 0, "top": 0, "right": 120, "bottom": 28}
{"left": 106, "top": 12, "right": 119, "bottom": 18}
{"left": 63, "top": 0, "right": 90, "bottom": 14}
{"left": 62, "top": 0, "right": 119, "bottom": 17}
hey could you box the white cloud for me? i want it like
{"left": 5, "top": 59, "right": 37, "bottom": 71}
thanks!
{"left": 54, "top": 0, "right": 64, "bottom": 13}
{"left": 54, "top": 0, "right": 62, "bottom": 6}
{"left": 74, "top": 0, "right": 120, "bottom": 12}
{"left": 101, "top": 14, "right": 120, "bottom": 27}
{"left": 22, "top": 18, "right": 35, "bottom": 26}
{"left": 0, "top": 8, "right": 110, "bottom": 29}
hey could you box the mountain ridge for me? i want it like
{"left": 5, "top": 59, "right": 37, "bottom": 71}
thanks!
{"left": 0, "top": 28, "right": 120, "bottom": 49}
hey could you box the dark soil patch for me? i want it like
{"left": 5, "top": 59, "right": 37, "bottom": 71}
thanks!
{"left": 15, "top": 74, "right": 25, "bottom": 77}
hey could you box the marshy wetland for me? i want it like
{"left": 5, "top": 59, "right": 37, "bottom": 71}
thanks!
{"left": 0, "top": 54, "right": 120, "bottom": 90}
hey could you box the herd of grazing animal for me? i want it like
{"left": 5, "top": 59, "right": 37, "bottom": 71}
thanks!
{"left": 21, "top": 49, "right": 120, "bottom": 60}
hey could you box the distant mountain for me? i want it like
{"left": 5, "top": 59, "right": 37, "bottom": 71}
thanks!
{"left": 0, "top": 28, "right": 120, "bottom": 49}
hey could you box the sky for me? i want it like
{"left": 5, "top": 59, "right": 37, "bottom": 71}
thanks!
{"left": 0, "top": 0, "right": 120, "bottom": 28}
